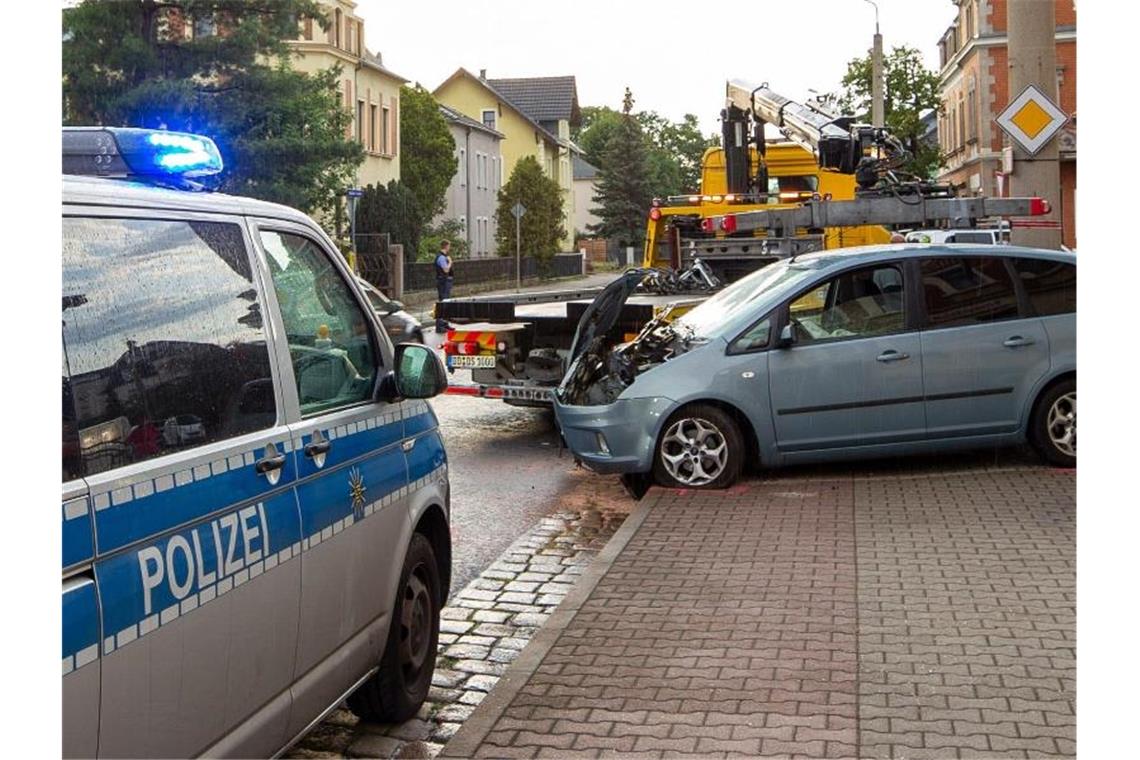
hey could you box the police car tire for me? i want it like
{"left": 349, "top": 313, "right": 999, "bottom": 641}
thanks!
{"left": 348, "top": 533, "right": 441, "bottom": 722}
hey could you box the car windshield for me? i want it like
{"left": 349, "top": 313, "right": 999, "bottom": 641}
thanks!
{"left": 675, "top": 261, "right": 818, "bottom": 338}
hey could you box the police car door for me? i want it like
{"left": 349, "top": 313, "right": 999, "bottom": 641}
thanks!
{"left": 62, "top": 211, "right": 304, "bottom": 758}
{"left": 62, "top": 366, "right": 98, "bottom": 759}
{"left": 252, "top": 222, "right": 412, "bottom": 729}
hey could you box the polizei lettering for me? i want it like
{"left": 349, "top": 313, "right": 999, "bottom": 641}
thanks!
{"left": 138, "top": 503, "right": 271, "bottom": 615}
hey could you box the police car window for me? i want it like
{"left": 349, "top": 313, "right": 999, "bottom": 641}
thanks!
{"left": 261, "top": 230, "right": 377, "bottom": 416}
{"left": 61, "top": 218, "right": 276, "bottom": 481}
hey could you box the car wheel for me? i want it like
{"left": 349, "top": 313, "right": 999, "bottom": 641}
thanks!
{"left": 348, "top": 533, "right": 440, "bottom": 722}
{"left": 652, "top": 404, "right": 743, "bottom": 489}
{"left": 1031, "top": 379, "right": 1076, "bottom": 467}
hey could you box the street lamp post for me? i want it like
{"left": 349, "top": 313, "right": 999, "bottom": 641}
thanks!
{"left": 864, "top": 0, "right": 885, "bottom": 128}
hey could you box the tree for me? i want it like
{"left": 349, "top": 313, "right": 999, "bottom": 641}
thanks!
{"left": 62, "top": 0, "right": 362, "bottom": 219}
{"left": 495, "top": 156, "right": 565, "bottom": 266}
{"left": 418, "top": 219, "right": 469, "bottom": 263}
{"left": 399, "top": 84, "right": 458, "bottom": 222}
{"left": 578, "top": 106, "right": 717, "bottom": 198}
{"left": 356, "top": 180, "right": 420, "bottom": 256}
{"left": 840, "top": 45, "right": 943, "bottom": 179}
{"left": 589, "top": 89, "right": 654, "bottom": 249}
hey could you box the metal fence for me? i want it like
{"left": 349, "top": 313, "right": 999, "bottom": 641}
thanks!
{"left": 404, "top": 253, "right": 584, "bottom": 292}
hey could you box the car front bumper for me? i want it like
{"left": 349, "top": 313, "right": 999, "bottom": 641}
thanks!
{"left": 553, "top": 396, "right": 675, "bottom": 475}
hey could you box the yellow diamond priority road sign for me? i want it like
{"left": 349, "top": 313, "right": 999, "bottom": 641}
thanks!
{"left": 996, "top": 85, "right": 1069, "bottom": 156}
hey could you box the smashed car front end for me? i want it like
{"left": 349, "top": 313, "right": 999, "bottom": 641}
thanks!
{"left": 554, "top": 395, "right": 675, "bottom": 474}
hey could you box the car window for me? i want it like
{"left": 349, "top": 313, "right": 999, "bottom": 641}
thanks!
{"left": 921, "top": 257, "right": 1020, "bottom": 328}
{"left": 728, "top": 317, "right": 772, "bottom": 353}
{"left": 788, "top": 264, "right": 906, "bottom": 343}
{"left": 261, "top": 230, "right": 377, "bottom": 416}
{"left": 945, "top": 231, "right": 996, "bottom": 244}
{"left": 1012, "top": 257, "right": 1075, "bottom": 316}
{"left": 62, "top": 217, "right": 276, "bottom": 481}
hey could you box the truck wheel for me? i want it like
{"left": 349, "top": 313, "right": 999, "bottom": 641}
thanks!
{"left": 1030, "top": 379, "right": 1076, "bottom": 468}
{"left": 348, "top": 534, "right": 440, "bottom": 722}
{"left": 652, "top": 404, "right": 743, "bottom": 489}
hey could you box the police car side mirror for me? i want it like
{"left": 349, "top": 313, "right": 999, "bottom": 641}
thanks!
{"left": 377, "top": 343, "right": 448, "bottom": 401}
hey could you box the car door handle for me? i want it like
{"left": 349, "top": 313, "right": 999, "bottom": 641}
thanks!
{"left": 1003, "top": 336, "right": 1036, "bottom": 348}
{"left": 255, "top": 453, "right": 286, "bottom": 474}
{"left": 876, "top": 350, "right": 910, "bottom": 363}
{"left": 304, "top": 440, "right": 331, "bottom": 458}
{"left": 402, "top": 439, "right": 415, "bottom": 453}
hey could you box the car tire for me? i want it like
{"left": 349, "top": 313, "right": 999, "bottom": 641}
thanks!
{"left": 1030, "top": 378, "right": 1076, "bottom": 468}
{"left": 348, "top": 533, "right": 441, "bottom": 722}
{"left": 652, "top": 404, "right": 743, "bottom": 489}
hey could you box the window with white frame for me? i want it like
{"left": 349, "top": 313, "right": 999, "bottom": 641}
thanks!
{"left": 381, "top": 106, "right": 390, "bottom": 154}
{"left": 459, "top": 148, "right": 467, "bottom": 186}
{"left": 482, "top": 109, "right": 497, "bottom": 130}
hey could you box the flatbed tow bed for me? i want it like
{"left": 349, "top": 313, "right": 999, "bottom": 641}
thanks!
{"left": 435, "top": 280, "right": 704, "bottom": 405}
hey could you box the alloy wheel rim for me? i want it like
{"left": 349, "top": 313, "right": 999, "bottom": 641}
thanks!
{"left": 399, "top": 569, "right": 432, "bottom": 679}
{"left": 1047, "top": 391, "right": 1076, "bottom": 457}
{"left": 661, "top": 417, "right": 728, "bottom": 486}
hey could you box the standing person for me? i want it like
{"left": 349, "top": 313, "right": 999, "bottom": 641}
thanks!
{"left": 434, "top": 240, "right": 454, "bottom": 333}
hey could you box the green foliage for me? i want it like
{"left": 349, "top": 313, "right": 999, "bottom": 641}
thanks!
{"left": 417, "top": 219, "right": 469, "bottom": 263}
{"left": 588, "top": 90, "right": 654, "bottom": 249}
{"left": 400, "top": 84, "right": 458, "bottom": 222}
{"left": 495, "top": 156, "right": 566, "bottom": 265}
{"left": 356, "top": 180, "right": 420, "bottom": 257}
{"left": 577, "top": 104, "right": 717, "bottom": 200}
{"left": 840, "top": 45, "right": 943, "bottom": 179}
{"left": 62, "top": 0, "right": 363, "bottom": 218}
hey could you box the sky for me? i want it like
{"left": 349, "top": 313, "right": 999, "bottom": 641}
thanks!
{"left": 356, "top": 0, "right": 959, "bottom": 136}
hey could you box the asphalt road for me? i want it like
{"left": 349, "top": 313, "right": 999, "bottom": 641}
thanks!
{"left": 427, "top": 362, "right": 577, "bottom": 598}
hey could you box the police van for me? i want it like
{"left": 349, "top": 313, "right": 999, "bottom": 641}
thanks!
{"left": 62, "top": 128, "right": 451, "bottom": 758}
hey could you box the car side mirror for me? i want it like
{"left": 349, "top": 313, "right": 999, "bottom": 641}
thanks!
{"left": 777, "top": 323, "right": 796, "bottom": 348}
{"left": 376, "top": 343, "right": 448, "bottom": 401}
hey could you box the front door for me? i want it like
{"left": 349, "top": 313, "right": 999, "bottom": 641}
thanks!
{"left": 253, "top": 224, "right": 412, "bottom": 735}
{"left": 918, "top": 256, "right": 1051, "bottom": 438}
{"left": 769, "top": 262, "right": 926, "bottom": 454}
{"left": 62, "top": 213, "right": 302, "bottom": 758}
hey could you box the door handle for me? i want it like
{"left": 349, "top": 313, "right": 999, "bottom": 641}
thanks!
{"left": 401, "top": 439, "right": 415, "bottom": 453}
{"left": 876, "top": 350, "right": 910, "bottom": 363}
{"left": 304, "top": 440, "right": 331, "bottom": 458}
{"left": 1003, "top": 336, "right": 1036, "bottom": 348}
{"left": 255, "top": 453, "right": 286, "bottom": 474}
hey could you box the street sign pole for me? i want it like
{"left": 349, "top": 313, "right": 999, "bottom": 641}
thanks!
{"left": 511, "top": 202, "right": 527, "bottom": 291}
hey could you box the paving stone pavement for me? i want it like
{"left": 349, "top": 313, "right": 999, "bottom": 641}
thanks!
{"left": 444, "top": 463, "right": 1075, "bottom": 759}
{"left": 285, "top": 477, "right": 632, "bottom": 760}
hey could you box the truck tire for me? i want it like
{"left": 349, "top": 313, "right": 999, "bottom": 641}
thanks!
{"left": 652, "top": 404, "right": 743, "bottom": 489}
{"left": 348, "top": 533, "right": 441, "bottom": 722}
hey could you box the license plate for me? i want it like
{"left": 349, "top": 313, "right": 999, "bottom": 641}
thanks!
{"left": 448, "top": 355, "right": 496, "bottom": 369}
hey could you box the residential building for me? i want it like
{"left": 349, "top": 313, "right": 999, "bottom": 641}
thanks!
{"left": 287, "top": 0, "right": 407, "bottom": 190}
{"left": 436, "top": 105, "right": 505, "bottom": 258}
{"left": 572, "top": 154, "right": 601, "bottom": 238}
{"left": 936, "top": 0, "right": 1076, "bottom": 248}
{"left": 434, "top": 69, "right": 581, "bottom": 249}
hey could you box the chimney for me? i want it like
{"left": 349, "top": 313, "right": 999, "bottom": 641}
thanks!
{"left": 480, "top": 69, "right": 486, "bottom": 80}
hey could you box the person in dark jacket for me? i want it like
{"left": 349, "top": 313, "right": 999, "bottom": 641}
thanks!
{"left": 434, "top": 240, "right": 453, "bottom": 333}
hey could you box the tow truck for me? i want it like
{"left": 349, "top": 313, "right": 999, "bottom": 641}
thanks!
{"left": 439, "top": 79, "right": 1051, "bottom": 405}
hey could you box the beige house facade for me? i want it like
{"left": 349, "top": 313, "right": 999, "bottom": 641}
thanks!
{"left": 434, "top": 69, "right": 580, "bottom": 250}
{"left": 287, "top": 0, "right": 406, "bottom": 190}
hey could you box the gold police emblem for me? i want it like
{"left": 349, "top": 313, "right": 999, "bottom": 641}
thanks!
{"left": 348, "top": 467, "right": 367, "bottom": 520}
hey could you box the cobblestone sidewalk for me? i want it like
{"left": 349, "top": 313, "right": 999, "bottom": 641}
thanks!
{"left": 286, "top": 475, "right": 631, "bottom": 759}
{"left": 444, "top": 464, "right": 1075, "bottom": 759}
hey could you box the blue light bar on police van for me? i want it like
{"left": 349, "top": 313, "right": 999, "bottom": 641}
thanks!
{"left": 63, "top": 127, "right": 223, "bottom": 180}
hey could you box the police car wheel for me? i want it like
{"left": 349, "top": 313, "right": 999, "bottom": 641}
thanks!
{"left": 348, "top": 533, "right": 441, "bottom": 722}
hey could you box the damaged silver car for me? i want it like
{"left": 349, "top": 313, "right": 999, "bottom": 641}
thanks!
{"left": 554, "top": 245, "right": 1077, "bottom": 492}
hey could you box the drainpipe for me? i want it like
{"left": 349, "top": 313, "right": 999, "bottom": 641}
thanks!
{"left": 465, "top": 126, "right": 473, "bottom": 255}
